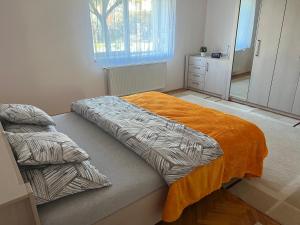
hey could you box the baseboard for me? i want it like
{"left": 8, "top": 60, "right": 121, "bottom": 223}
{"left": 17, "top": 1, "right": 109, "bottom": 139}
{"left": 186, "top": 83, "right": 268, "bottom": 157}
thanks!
{"left": 230, "top": 97, "right": 300, "bottom": 121}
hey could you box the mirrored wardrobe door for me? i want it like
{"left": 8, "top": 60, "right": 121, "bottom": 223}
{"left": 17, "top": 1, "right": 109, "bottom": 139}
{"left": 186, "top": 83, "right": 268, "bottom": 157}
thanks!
{"left": 230, "top": 0, "right": 261, "bottom": 101}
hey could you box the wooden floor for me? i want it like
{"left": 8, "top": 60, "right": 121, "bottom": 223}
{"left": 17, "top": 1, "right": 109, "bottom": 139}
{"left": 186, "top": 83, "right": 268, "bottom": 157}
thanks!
{"left": 158, "top": 190, "right": 280, "bottom": 225}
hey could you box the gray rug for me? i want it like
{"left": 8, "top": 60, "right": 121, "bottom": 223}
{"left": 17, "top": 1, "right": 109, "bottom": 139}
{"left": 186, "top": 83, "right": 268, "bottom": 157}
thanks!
{"left": 172, "top": 90, "right": 300, "bottom": 225}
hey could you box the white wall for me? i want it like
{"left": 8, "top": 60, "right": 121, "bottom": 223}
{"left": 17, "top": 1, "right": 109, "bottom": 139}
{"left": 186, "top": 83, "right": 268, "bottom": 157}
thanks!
{"left": 167, "top": 0, "right": 207, "bottom": 91}
{"left": 0, "top": 0, "right": 207, "bottom": 115}
{"left": 0, "top": 0, "right": 103, "bottom": 115}
{"left": 204, "top": 0, "right": 239, "bottom": 55}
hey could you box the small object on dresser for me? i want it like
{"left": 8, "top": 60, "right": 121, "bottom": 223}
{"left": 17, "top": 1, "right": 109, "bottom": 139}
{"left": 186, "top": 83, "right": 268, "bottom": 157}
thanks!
{"left": 200, "top": 46, "right": 207, "bottom": 57}
{"left": 211, "top": 52, "right": 222, "bottom": 58}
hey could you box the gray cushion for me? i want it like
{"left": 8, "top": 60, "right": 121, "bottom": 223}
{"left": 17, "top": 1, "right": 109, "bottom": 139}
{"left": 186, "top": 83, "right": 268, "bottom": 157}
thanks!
{"left": 5, "top": 132, "right": 90, "bottom": 166}
{"left": 3, "top": 122, "right": 56, "bottom": 133}
{"left": 21, "top": 161, "right": 111, "bottom": 205}
{"left": 0, "top": 104, "right": 55, "bottom": 126}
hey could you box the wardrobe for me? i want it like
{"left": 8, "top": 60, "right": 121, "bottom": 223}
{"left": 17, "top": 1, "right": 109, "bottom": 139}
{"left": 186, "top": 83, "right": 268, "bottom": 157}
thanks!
{"left": 246, "top": 0, "right": 300, "bottom": 116}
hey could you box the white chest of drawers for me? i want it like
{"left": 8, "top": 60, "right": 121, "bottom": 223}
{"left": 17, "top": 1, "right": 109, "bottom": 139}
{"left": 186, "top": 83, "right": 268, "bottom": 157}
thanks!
{"left": 187, "top": 56, "right": 207, "bottom": 91}
{"left": 185, "top": 55, "right": 230, "bottom": 98}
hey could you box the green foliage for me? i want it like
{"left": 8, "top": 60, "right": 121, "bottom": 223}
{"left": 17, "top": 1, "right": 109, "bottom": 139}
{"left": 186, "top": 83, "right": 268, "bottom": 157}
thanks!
{"left": 90, "top": 0, "right": 154, "bottom": 53}
{"left": 200, "top": 46, "right": 207, "bottom": 53}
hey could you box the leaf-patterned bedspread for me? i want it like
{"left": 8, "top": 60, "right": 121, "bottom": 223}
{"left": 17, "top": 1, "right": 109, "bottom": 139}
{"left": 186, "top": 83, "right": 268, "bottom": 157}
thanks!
{"left": 71, "top": 96, "right": 223, "bottom": 185}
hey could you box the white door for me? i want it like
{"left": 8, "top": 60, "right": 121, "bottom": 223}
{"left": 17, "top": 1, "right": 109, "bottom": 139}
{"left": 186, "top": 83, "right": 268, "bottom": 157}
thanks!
{"left": 204, "top": 59, "right": 228, "bottom": 96}
{"left": 247, "top": 0, "right": 286, "bottom": 106}
{"left": 268, "top": 0, "right": 300, "bottom": 113}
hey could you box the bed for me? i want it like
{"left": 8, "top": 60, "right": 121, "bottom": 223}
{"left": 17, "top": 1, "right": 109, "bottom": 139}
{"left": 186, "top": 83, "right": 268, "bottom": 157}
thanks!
{"left": 0, "top": 91, "right": 268, "bottom": 225}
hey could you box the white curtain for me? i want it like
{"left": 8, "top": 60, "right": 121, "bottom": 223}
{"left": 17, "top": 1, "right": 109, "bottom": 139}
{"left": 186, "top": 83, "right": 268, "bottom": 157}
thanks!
{"left": 89, "top": 0, "right": 176, "bottom": 67}
{"left": 235, "top": 0, "right": 256, "bottom": 51}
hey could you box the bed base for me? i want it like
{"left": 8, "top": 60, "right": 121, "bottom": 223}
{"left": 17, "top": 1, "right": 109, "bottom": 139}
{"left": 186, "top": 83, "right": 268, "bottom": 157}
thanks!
{"left": 94, "top": 188, "right": 167, "bottom": 225}
{"left": 0, "top": 120, "right": 243, "bottom": 225}
{"left": 0, "top": 122, "right": 40, "bottom": 225}
{"left": 222, "top": 178, "right": 243, "bottom": 190}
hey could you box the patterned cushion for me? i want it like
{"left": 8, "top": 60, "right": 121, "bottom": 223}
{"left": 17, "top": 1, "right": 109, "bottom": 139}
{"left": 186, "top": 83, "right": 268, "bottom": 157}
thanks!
{"left": 3, "top": 122, "right": 57, "bottom": 133}
{"left": 5, "top": 132, "right": 90, "bottom": 166}
{"left": 21, "top": 161, "right": 111, "bottom": 205}
{"left": 0, "top": 104, "right": 55, "bottom": 126}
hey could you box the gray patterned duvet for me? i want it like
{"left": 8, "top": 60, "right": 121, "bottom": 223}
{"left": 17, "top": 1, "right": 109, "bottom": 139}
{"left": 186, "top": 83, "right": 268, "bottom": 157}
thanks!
{"left": 71, "top": 96, "right": 223, "bottom": 185}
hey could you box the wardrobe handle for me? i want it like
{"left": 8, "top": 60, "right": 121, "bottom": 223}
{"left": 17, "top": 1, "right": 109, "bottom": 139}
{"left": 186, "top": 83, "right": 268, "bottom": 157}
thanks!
{"left": 255, "top": 40, "right": 262, "bottom": 57}
{"left": 206, "top": 62, "right": 209, "bottom": 72}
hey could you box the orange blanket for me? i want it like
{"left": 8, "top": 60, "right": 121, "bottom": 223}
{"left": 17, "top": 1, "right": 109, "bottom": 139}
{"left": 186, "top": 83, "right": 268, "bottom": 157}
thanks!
{"left": 123, "top": 92, "right": 268, "bottom": 222}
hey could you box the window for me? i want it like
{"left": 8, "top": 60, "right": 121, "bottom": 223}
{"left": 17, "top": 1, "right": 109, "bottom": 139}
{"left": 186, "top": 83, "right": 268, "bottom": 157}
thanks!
{"left": 235, "top": 0, "right": 256, "bottom": 51}
{"left": 89, "top": 0, "right": 176, "bottom": 68}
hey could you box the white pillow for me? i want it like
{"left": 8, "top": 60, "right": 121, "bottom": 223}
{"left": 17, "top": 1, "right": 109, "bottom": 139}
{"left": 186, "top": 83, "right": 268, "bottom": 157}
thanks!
{"left": 0, "top": 104, "right": 55, "bottom": 126}
{"left": 5, "top": 132, "right": 90, "bottom": 166}
{"left": 21, "top": 161, "right": 111, "bottom": 205}
{"left": 3, "top": 122, "right": 56, "bottom": 133}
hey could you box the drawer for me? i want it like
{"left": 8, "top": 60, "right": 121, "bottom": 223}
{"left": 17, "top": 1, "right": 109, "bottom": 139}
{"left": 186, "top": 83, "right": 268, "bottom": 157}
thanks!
{"left": 188, "top": 79, "right": 205, "bottom": 90}
{"left": 189, "top": 56, "right": 207, "bottom": 67}
{"left": 188, "top": 73, "right": 205, "bottom": 82}
{"left": 189, "top": 65, "right": 206, "bottom": 75}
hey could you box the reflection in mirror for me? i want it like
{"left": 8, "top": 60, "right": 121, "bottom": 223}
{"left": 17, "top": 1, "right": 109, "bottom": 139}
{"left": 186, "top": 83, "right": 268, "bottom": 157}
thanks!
{"left": 230, "top": 0, "right": 261, "bottom": 100}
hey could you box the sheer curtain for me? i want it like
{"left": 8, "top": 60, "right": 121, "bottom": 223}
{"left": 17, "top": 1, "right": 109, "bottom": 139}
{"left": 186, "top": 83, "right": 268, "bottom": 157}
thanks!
{"left": 89, "top": 0, "right": 176, "bottom": 68}
{"left": 235, "top": 0, "right": 257, "bottom": 51}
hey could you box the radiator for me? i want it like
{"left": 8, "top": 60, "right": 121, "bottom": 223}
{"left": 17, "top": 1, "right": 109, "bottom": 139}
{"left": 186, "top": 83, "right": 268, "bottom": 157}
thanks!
{"left": 106, "top": 63, "right": 167, "bottom": 96}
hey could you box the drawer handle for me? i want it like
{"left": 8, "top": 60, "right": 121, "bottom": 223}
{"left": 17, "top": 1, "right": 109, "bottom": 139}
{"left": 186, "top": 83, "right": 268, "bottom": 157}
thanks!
{"left": 192, "top": 74, "right": 201, "bottom": 77}
{"left": 192, "top": 82, "right": 199, "bottom": 85}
